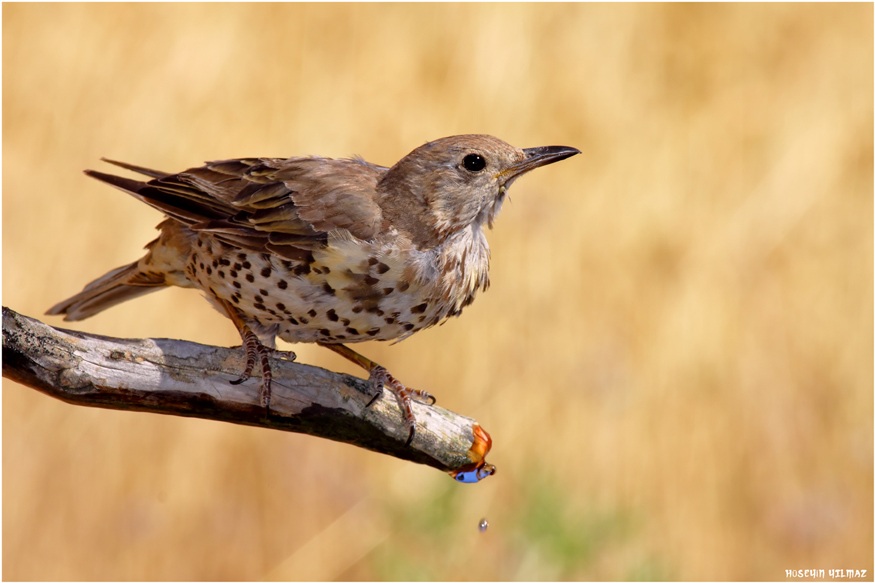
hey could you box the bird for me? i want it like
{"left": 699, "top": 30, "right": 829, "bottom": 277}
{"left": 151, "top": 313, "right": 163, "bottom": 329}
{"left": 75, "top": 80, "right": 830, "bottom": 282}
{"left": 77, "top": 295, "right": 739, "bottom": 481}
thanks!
{"left": 47, "top": 135, "right": 580, "bottom": 444}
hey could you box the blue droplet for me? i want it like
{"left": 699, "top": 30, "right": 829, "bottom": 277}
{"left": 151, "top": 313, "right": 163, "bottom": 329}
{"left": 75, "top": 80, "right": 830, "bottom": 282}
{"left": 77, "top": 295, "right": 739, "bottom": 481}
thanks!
{"left": 478, "top": 518, "right": 489, "bottom": 532}
{"left": 454, "top": 470, "right": 482, "bottom": 483}
{"left": 452, "top": 463, "right": 496, "bottom": 484}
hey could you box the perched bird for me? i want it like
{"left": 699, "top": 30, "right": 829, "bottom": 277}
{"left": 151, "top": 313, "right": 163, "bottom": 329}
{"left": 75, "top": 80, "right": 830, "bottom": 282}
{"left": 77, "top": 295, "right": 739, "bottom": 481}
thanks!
{"left": 48, "top": 135, "right": 580, "bottom": 443}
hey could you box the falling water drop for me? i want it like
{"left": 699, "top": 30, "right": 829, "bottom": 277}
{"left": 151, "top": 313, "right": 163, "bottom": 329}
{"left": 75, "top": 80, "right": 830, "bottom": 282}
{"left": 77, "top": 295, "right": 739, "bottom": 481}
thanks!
{"left": 478, "top": 518, "right": 489, "bottom": 532}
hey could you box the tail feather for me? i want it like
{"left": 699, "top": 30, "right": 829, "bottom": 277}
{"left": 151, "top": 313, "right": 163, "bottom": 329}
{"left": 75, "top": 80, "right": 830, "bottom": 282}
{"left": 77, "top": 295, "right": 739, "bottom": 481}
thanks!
{"left": 47, "top": 262, "right": 166, "bottom": 321}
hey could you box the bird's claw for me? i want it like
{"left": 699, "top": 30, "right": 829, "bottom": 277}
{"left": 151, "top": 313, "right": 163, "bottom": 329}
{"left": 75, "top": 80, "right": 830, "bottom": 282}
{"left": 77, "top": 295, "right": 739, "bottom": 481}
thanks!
{"left": 229, "top": 331, "right": 275, "bottom": 409}
{"left": 368, "top": 366, "right": 435, "bottom": 445}
{"left": 273, "top": 349, "right": 297, "bottom": 362}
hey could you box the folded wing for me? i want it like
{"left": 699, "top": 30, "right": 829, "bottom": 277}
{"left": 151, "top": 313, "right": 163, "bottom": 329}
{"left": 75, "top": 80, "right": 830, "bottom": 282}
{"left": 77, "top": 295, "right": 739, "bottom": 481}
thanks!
{"left": 87, "top": 156, "right": 388, "bottom": 261}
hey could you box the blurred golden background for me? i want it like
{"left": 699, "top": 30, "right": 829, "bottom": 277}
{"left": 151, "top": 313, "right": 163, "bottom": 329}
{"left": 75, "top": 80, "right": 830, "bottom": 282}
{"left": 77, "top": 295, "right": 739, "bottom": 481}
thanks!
{"left": 3, "top": 3, "right": 872, "bottom": 580}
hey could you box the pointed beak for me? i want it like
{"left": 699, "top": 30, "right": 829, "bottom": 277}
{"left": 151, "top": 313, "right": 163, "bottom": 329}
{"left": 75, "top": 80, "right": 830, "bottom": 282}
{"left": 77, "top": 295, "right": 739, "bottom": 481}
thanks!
{"left": 502, "top": 145, "right": 581, "bottom": 181}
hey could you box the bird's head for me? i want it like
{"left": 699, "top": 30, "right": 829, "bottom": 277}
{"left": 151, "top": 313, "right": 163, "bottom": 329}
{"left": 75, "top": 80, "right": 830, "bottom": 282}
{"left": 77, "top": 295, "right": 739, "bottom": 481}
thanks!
{"left": 378, "top": 134, "right": 579, "bottom": 247}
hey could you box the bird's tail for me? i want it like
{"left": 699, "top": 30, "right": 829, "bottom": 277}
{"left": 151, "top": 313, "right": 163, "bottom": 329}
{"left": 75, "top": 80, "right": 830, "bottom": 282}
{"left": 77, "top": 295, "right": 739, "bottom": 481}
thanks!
{"left": 47, "top": 261, "right": 167, "bottom": 321}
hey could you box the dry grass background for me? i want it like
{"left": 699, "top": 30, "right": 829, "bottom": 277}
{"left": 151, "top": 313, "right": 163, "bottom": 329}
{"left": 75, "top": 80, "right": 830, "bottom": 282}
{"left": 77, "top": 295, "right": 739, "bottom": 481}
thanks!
{"left": 3, "top": 3, "right": 872, "bottom": 580}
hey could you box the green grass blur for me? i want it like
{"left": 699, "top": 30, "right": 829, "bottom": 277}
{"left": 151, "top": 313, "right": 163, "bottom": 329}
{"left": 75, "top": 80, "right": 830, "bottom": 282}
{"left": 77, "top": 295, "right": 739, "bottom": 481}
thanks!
{"left": 3, "top": 3, "right": 872, "bottom": 580}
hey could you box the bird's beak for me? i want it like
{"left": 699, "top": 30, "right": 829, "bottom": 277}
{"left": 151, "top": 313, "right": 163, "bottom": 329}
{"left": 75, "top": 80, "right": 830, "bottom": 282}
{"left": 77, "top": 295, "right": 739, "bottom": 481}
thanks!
{"left": 501, "top": 145, "right": 581, "bottom": 182}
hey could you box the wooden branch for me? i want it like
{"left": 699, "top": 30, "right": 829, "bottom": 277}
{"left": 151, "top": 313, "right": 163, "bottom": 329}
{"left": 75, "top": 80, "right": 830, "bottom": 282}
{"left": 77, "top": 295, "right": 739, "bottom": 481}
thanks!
{"left": 2, "top": 306, "right": 495, "bottom": 481}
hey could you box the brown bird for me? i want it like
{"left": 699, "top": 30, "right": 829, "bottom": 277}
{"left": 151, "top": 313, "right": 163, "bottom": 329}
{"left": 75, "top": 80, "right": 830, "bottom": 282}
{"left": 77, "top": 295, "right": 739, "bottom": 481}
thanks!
{"left": 48, "top": 135, "right": 579, "bottom": 443}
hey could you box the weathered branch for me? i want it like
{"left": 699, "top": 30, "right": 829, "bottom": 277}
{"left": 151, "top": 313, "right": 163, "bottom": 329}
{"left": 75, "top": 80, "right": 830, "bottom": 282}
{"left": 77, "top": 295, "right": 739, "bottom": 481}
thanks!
{"left": 2, "top": 307, "right": 495, "bottom": 480}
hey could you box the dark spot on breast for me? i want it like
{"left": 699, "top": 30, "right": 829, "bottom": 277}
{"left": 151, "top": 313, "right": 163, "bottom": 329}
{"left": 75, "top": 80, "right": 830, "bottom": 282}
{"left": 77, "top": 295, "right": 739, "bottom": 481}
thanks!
{"left": 242, "top": 261, "right": 251, "bottom": 270}
{"left": 233, "top": 281, "right": 241, "bottom": 289}
{"left": 366, "top": 328, "right": 380, "bottom": 336}
{"left": 326, "top": 309, "right": 339, "bottom": 322}
{"left": 237, "top": 253, "right": 247, "bottom": 262}
{"left": 233, "top": 263, "right": 242, "bottom": 271}
{"left": 352, "top": 306, "right": 363, "bottom": 313}
{"left": 259, "top": 289, "right": 269, "bottom": 297}
{"left": 254, "top": 295, "right": 263, "bottom": 303}
{"left": 219, "top": 258, "right": 231, "bottom": 267}
{"left": 411, "top": 303, "right": 428, "bottom": 314}
{"left": 322, "top": 282, "right": 335, "bottom": 295}
{"left": 308, "top": 309, "right": 317, "bottom": 318}
{"left": 294, "top": 264, "right": 311, "bottom": 276}
{"left": 254, "top": 302, "right": 266, "bottom": 311}
{"left": 403, "top": 323, "right": 415, "bottom": 331}
{"left": 345, "top": 327, "right": 359, "bottom": 335}
{"left": 229, "top": 269, "right": 238, "bottom": 278}
{"left": 199, "top": 262, "right": 205, "bottom": 270}
{"left": 197, "top": 240, "right": 203, "bottom": 248}
{"left": 218, "top": 270, "right": 225, "bottom": 278}
{"left": 341, "top": 318, "right": 351, "bottom": 326}
{"left": 212, "top": 259, "right": 219, "bottom": 268}
{"left": 288, "top": 316, "right": 299, "bottom": 325}
{"left": 368, "top": 257, "right": 378, "bottom": 266}
{"left": 384, "top": 317, "right": 395, "bottom": 325}
{"left": 245, "top": 273, "right": 255, "bottom": 283}
{"left": 383, "top": 287, "right": 394, "bottom": 295}
{"left": 418, "top": 315, "right": 427, "bottom": 322}
{"left": 398, "top": 281, "right": 410, "bottom": 292}
{"left": 206, "top": 266, "right": 212, "bottom": 275}
{"left": 231, "top": 293, "right": 241, "bottom": 304}
{"left": 261, "top": 267, "right": 272, "bottom": 278}
{"left": 364, "top": 275, "right": 379, "bottom": 286}
{"left": 300, "top": 317, "right": 309, "bottom": 324}
{"left": 375, "top": 262, "right": 390, "bottom": 274}
{"left": 276, "top": 302, "right": 286, "bottom": 311}
{"left": 277, "top": 279, "right": 288, "bottom": 289}
{"left": 319, "top": 329, "right": 331, "bottom": 336}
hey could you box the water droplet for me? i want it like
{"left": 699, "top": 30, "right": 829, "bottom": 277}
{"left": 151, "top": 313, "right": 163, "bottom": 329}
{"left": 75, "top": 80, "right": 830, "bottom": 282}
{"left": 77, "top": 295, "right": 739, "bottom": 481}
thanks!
{"left": 478, "top": 518, "right": 489, "bottom": 532}
{"left": 451, "top": 463, "right": 497, "bottom": 483}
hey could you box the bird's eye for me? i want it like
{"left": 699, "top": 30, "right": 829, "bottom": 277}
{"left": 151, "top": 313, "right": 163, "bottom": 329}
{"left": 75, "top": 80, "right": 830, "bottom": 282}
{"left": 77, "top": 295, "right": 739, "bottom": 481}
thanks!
{"left": 462, "top": 154, "right": 486, "bottom": 172}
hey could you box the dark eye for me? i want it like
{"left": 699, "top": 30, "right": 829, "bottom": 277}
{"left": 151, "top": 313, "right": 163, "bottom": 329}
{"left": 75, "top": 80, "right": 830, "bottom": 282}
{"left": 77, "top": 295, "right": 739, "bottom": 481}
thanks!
{"left": 462, "top": 154, "right": 486, "bottom": 172}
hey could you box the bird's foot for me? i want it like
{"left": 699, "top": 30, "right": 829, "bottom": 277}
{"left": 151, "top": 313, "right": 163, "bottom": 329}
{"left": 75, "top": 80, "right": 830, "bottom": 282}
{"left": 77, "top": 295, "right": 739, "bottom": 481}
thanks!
{"left": 368, "top": 366, "right": 436, "bottom": 446}
{"left": 229, "top": 327, "right": 283, "bottom": 409}
{"left": 316, "top": 342, "right": 436, "bottom": 446}
{"left": 273, "top": 349, "right": 297, "bottom": 362}
{"left": 219, "top": 299, "right": 296, "bottom": 409}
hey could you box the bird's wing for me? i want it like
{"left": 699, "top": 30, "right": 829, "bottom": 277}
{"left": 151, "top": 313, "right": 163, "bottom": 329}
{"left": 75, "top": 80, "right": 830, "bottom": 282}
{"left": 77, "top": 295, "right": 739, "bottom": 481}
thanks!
{"left": 87, "top": 157, "right": 387, "bottom": 261}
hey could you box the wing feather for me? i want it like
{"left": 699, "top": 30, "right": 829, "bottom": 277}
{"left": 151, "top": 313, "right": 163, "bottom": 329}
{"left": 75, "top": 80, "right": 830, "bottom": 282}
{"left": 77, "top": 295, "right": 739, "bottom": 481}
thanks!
{"left": 86, "top": 156, "right": 388, "bottom": 258}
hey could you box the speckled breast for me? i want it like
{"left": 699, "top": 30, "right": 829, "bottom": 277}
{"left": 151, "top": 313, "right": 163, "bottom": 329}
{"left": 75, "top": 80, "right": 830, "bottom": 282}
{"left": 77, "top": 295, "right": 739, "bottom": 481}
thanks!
{"left": 184, "top": 233, "right": 462, "bottom": 345}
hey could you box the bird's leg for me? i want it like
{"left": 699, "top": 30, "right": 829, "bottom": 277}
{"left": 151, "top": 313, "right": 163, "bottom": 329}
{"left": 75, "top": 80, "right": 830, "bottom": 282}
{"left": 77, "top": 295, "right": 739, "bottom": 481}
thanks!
{"left": 231, "top": 325, "right": 273, "bottom": 408}
{"left": 318, "top": 342, "right": 435, "bottom": 445}
{"left": 219, "top": 299, "right": 275, "bottom": 408}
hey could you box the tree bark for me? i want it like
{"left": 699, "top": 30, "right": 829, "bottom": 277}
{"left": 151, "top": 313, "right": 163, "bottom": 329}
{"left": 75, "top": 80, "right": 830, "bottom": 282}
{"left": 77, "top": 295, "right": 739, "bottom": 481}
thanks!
{"left": 2, "top": 307, "right": 495, "bottom": 481}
